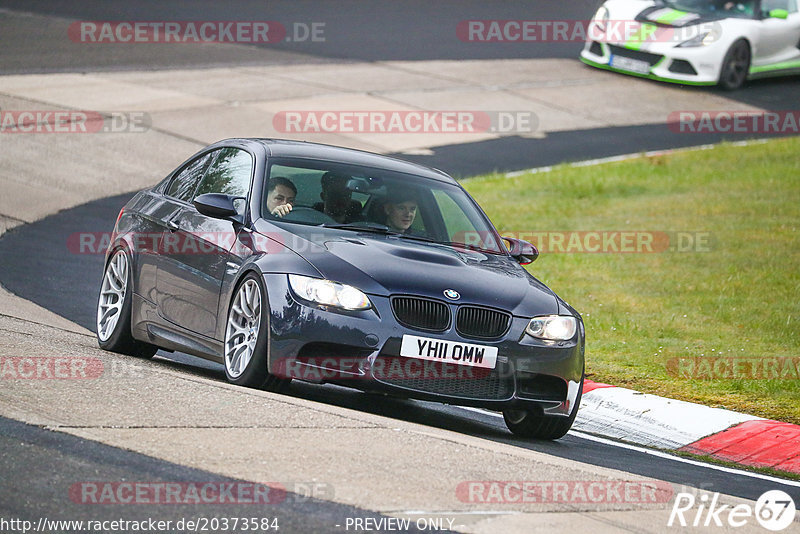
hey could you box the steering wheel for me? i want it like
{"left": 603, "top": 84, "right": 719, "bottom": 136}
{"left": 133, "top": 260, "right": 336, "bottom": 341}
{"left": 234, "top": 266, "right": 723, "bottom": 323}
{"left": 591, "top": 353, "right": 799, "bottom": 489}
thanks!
{"left": 279, "top": 206, "right": 337, "bottom": 225}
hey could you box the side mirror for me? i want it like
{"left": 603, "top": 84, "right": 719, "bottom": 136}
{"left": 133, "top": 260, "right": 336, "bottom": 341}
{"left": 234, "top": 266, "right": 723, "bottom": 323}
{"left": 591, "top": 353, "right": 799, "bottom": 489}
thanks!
{"left": 194, "top": 193, "right": 241, "bottom": 221}
{"left": 768, "top": 8, "right": 789, "bottom": 18}
{"left": 503, "top": 237, "right": 539, "bottom": 265}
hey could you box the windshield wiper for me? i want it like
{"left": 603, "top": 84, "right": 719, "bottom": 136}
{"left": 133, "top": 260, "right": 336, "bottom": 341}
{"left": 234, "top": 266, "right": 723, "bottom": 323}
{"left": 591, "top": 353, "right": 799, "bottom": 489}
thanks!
{"left": 442, "top": 241, "right": 504, "bottom": 254}
{"left": 394, "top": 233, "right": 439, "bottom": 244}
{"left": 320, "top": 224, "right": 500, "bottom": 253}
{"left": 396, "top": 234, "right": 501, "bottom": 254}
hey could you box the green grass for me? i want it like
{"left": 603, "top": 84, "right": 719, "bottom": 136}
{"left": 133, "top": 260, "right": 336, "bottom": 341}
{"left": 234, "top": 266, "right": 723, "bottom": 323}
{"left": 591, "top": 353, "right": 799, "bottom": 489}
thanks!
{"left": 463, "top": 138, "right": 800, "bottom": 424}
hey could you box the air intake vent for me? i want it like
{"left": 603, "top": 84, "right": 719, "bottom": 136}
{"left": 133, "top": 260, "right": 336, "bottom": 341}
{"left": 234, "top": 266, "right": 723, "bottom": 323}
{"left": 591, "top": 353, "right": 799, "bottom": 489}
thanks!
{"left": 374, "top": 356, "right": 514, "bottom": 401}
{"left": 669, "top": 59, "right": 697, "bottom": 75}
{"left": 456, "top": 306, "right": 511, "bottom": 339}
{"left": 391, "top": 297, "right": 450, "bottom": 332}
{"left": 608, "top": 44, "right": 663, "bottom": 66}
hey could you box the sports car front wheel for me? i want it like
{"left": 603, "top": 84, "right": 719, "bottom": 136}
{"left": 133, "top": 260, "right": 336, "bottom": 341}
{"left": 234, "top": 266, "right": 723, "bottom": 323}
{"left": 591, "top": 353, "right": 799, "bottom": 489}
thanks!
{"left": 96, "top": 248, "right": 157, "bottom": 358}
{"left": 719, "top": 40, "right": 750, "bottom": 91}
{"left": 224, "top": 273, "right": 289, "bottom": 392}
{"left": 502, "top": 377, "right": 583, "bottom": 440}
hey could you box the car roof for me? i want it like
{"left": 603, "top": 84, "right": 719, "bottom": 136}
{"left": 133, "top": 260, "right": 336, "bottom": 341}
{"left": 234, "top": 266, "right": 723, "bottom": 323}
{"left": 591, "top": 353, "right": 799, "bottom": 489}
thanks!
{"left": 210, "top": 138, "right": 457, "bottom": 185}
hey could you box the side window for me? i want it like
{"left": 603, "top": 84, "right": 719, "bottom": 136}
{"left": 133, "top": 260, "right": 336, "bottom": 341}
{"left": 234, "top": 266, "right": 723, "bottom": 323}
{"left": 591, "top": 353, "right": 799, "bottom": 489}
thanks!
{"left": 432, "top": 189, "right": 498, "bottom": 250}
{"left": 432, "top": 189, "right": 479, "bottom": 240}
{"left": 166, "top": 152, "right": 214, "bottom": 203}
{"left": 762, "top": 0, "right": 793, "bottom": 11}
{"left": 195, "top": 147, "right": 253, "bottom": 200}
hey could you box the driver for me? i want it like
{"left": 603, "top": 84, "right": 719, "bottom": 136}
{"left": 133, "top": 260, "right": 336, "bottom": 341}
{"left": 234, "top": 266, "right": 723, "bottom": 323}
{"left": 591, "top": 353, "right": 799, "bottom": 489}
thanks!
{"left": 266, "top": 176, "right": 296, "bottom": 218}
{"left": 720, "top": 0, "right": 754, "bottom": 13}
{"left": 383, "top": 189, "right": 419, "bottom": 233}
{"left": 313, "top": 171, "right": 363, "bottom": 223}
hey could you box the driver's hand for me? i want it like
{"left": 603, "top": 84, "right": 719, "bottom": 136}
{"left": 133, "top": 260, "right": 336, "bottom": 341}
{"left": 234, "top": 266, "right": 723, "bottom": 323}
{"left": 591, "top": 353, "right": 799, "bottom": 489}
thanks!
{"left": 271, "top": 203, "right": 293, "bottom": 218}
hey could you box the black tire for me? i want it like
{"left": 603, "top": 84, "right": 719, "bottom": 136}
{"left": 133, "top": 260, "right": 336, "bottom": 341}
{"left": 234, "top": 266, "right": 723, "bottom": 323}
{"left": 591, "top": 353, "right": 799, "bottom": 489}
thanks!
{"left": 502, "top": 375, "right": 584, "bottom": 440}
{"left": 96, "top": 248, "right": 158, "bottom": 359}
{"left": 718, "top": 40, "right": 751, "bottom": 91}
{"left": 223, "top": 273, "right": 290, "bottom": 392}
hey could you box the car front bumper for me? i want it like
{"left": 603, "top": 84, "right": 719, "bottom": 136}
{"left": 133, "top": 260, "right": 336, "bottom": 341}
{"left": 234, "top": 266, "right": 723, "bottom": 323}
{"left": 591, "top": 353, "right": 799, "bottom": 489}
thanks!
{"left": 263, "top": 274, "right": 585, "bottom": 417}
{"left": 581, "top": 39, "right": 721, "bottom": 86}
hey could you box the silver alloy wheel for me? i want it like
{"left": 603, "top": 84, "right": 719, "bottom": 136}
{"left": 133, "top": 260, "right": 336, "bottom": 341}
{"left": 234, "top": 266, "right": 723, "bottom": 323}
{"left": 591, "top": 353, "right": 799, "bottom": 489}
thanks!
{"left": 721, "top": 41, "right": 750, "bottom": 89}
{"left": 97, "top": 250, "right": 128, "bottom": 342}
{"left": 225, "top": 279, "right": 262, "bottom": 378}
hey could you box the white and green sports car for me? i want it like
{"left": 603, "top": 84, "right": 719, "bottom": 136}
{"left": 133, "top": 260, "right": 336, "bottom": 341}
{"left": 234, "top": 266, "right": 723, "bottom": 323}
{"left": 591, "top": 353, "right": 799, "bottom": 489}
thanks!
{"left": 580, "top": 0, "right": 800, "bottom": 89}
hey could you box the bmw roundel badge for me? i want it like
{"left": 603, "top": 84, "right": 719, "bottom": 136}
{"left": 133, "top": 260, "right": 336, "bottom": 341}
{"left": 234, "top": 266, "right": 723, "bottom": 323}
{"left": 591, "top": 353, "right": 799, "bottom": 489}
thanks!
{"left": 443, "top": 289, "right": 460, "bottom": 300}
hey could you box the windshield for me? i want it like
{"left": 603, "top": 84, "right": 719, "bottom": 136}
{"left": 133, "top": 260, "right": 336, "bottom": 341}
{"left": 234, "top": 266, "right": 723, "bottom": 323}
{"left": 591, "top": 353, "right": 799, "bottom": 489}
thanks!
{"left": 661, "top": 0, "right": 757, "bottom": 18}
{"left": 263, "top": 158, "right": 505, "bottom": 254}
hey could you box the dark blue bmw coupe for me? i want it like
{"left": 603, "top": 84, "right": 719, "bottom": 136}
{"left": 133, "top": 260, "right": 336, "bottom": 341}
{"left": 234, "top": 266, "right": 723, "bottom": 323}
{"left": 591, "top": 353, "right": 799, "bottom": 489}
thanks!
{"left": 97, "top": 139, "right": 585, "bottom": 439}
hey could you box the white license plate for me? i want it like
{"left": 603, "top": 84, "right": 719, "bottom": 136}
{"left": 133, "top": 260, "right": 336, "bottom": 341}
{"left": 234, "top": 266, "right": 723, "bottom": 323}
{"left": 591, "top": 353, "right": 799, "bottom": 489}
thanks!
{"left": 400, "top": 335, "right": 498, "bottom": 370}
{"left": 610, "top": 55, "right": 651, "bottom": 75}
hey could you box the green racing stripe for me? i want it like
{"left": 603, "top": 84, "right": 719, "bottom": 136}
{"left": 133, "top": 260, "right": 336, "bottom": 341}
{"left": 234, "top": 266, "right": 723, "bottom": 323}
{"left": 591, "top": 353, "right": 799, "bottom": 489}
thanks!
{"left": 626, "top": 23, "right": 658, "bottom": 51}
{"left": 626, "top": 10, "right": 688, "bottom": 50}
{"left": 750, "top": 59, "right": 800, "bottom": 75}
{"left": 654, "top": 9, "right": 691, "bottom": 24}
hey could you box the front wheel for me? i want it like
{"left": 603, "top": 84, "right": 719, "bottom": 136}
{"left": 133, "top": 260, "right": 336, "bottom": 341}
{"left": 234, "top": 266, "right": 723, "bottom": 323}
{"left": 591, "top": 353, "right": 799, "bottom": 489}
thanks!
{"left": 502, "top": 376, "right": 583, "bottom": 440}
{"left": 718, "top": 40, "right": 750, "bottom": 91}
{"left": 96, "top": 248, "right": 158, "bottom": 358}
{"left": 224, "top": 273, "right": 289, "bottom": 392}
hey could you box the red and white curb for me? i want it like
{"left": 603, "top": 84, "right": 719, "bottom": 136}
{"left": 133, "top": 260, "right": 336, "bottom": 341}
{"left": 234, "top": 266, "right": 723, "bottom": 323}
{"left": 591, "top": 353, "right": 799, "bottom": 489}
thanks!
{"left": 575, "top": 380, "right": 800, "bottom": 475}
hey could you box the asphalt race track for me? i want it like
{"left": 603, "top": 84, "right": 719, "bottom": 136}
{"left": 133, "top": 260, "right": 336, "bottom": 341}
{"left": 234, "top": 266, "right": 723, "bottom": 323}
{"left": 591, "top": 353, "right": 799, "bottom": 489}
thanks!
{"left": 1, "top": 1, "right": 799, "bottom": 532}
{"left": 0, "top": 416, "right": 420, "bottom": 533}
{"left": 0, "top": 193, "right": 799, "bottom": 508}
{"left": 1, "top": 0, "right": 797, "bottom": 109}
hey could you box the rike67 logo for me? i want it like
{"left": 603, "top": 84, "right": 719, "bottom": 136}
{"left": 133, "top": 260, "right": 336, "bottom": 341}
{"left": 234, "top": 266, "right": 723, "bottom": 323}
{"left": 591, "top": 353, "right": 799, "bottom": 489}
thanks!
{"left": 669, "top": 490, "right": 796, "bottom": 531}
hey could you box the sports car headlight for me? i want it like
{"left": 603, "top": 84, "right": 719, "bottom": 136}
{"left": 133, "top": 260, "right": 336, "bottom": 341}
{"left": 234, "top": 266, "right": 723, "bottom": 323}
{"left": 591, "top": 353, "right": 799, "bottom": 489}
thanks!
{"left": 593, "top": 6, "right": 610, "bottom": 32}
{"left": 676, "top": 30, "right": 718, "bottom": 48}
{"left": 288, "top": 275, "right": 371, "bottom": 310}
{"left": 525, "top": 315, "right": 577, "bottom": 341}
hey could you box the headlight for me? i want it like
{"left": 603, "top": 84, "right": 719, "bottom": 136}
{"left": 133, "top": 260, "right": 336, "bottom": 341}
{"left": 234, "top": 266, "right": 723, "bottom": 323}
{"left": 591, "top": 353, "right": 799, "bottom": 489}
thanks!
{"left": 525, "top": 315, "right": 577, "bottom": 341}
{"left": 288, "top": 275, "right": 371, "bottom": 310}
{"left": 593, "top": 6, "right": 610, "bottom": 32}
{"left": 676, "top": 29, "right": 718, "bottom": 48}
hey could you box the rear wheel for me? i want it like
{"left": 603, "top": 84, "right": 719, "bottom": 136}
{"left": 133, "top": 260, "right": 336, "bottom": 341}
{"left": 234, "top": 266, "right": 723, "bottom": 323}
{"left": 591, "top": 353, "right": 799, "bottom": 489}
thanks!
{"left": 503, "top": 376, "right": 583, "bottom": 440}
{"left": 224, "top": 273, "right": 289, "bottom": 392}
{"left": 96, "top": 248, "right": 158, "bottom": 358}
{"left": 718, "top": 40, "right": 750, "bottom": 91}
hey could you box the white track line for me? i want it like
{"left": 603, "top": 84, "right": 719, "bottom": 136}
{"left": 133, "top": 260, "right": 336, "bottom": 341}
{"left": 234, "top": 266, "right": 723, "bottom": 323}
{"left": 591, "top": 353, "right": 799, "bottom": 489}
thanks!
{"left": 457, "top": 406, "right": 800, "bottom": 489}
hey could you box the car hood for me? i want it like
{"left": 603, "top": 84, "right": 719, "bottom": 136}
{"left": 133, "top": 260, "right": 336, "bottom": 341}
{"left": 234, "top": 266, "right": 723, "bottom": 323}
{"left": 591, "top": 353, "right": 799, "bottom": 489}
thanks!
{"left": 264, "top": 223, "right": 560, "bottom": 318}
{"left": 605, "top": 0, "right": 735, "bottom": 26}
